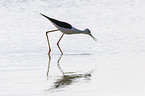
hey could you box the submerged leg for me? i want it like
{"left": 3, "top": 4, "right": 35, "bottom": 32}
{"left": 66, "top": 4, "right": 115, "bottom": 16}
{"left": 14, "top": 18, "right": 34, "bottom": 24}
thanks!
{"left": 57, "top": 33, "right": 64, "bottom": 55}
{"left": 46, "top": 29, "right": 58, "bottom": 55}
{"left": 47, "top": 54, "right": 51, "bottom": 78}
{"left": 57, "top": 54, "right": 64, "bottom": 74}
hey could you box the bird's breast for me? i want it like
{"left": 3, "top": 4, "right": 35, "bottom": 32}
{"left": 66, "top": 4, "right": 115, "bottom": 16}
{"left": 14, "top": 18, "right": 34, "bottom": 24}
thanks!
{"left": 59, "top": 27, "right": 83, "bottom": 34}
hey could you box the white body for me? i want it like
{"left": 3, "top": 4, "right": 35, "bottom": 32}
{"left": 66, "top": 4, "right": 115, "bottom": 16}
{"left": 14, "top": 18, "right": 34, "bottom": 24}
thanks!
{"left": 51, "top": 21, "right": 84, "bottom": 34}
{"left": 59, "top": 27, "right": 83, "bottom": 34}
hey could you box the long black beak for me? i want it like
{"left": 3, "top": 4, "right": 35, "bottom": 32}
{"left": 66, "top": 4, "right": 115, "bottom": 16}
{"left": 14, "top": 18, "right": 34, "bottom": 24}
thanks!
{"left": 89, "top": 34, "right": 97, "bottom": 41}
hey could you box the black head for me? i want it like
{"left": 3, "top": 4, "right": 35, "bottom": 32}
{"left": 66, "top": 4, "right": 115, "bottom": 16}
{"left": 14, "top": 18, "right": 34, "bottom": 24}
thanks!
{"left": 84, "top": 28, "right": 97, "bottom": 41}
{"left": 84, "top": 28, "right": 91, "bottom": 35}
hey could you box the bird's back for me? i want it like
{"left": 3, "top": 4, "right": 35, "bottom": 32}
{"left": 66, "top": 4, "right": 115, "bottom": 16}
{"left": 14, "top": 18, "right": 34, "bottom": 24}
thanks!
{"left": 40, "top": 13, "right": 72, "bottom": 29}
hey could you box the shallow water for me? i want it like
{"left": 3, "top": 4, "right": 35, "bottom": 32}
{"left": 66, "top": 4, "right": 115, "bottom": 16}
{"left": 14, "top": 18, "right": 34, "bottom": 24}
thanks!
{"left": 0, "top": 0, "right": 145, "bottom": 96}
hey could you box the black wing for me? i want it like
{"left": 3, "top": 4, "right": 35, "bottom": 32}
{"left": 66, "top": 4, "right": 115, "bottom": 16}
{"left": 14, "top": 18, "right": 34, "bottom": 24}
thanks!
{"left": 40, "top": 13, "right": 72, "bottom": 29}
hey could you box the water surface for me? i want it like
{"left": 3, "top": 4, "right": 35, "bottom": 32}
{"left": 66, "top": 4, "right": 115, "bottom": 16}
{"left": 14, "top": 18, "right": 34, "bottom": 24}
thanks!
{"left": 0, "top": 0, "right": 145, "bottom": 96}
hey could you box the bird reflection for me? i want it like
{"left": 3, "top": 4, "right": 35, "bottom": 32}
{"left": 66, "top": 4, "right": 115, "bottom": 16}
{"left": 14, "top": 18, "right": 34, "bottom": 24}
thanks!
{"left": 53, "top": 73, "right": 91, "bottom": 89}
{"left": 46, "top": 54, "right": 93, "bottom": 90}
{"left": 53, "top": 54, "right": 92, "bottom": 89}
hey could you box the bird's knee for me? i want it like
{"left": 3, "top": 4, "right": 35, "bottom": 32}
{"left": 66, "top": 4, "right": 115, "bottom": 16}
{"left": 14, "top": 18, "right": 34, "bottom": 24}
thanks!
{"left": 57, "top": 42, "right": 59, "bottom": 46}
{"left": 48, "top": 49, "right": 51, "bottom": 55}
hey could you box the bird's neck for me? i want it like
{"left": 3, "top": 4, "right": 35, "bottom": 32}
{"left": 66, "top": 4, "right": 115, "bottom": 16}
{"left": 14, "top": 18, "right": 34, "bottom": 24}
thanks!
{"left": 78, "top": 30, "right": 89, "bottom": 34}
{"left": 71, "top": 27, "right": 88, "bottom": 34}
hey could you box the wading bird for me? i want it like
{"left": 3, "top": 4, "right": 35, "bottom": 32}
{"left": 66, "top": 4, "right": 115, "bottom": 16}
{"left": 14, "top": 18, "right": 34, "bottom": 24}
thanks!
{"left": 40, "top": 13, "right": 97, "bottom": 55}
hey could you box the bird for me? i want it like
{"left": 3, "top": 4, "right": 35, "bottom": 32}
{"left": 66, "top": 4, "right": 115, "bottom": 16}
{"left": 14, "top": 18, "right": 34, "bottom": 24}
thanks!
{"left": 40, "top": 13, "right": 97, "bottom": 55}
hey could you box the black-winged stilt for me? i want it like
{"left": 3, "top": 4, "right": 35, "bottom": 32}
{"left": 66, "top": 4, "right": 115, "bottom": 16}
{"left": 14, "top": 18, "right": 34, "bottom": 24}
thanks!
{"left": 40, "top": 13, "right": 97, "bottom": 55}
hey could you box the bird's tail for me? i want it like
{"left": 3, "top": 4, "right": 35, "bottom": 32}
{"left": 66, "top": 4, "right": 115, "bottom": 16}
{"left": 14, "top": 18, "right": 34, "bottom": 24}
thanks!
{"left": 40, "top": 13, "right": 50, "bottom": 19}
